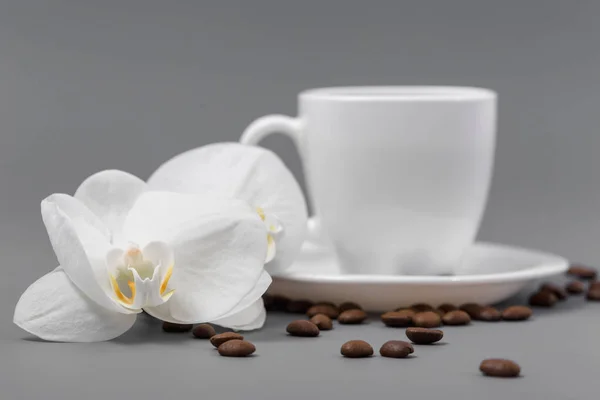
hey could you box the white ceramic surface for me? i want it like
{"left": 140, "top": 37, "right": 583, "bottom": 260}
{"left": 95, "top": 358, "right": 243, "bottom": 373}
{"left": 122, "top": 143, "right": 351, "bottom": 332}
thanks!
{"left": 241, "top": 86, "right": 497, "bottom": 275}
{"left": 268, "top": 242, "right": 568, "bottom": 311}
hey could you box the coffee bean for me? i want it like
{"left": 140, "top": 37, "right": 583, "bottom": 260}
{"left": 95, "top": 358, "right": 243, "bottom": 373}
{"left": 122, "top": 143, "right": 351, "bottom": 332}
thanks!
{"left": 586, "top": 288, "right": 600, "bottom": 301}
{"left": 567, "top": 265, "right": 597, "bottom": 280}
{"left": 413, "top": 311, "right": 442, "bottom": 328}
{"left": 306, "top": 304, "right": 339, "bottom": 319}
{"left": 217, "top": 340, "right": 256, "bottom": 357}
{"left": 476, "top": 306, "right": 502, "bottom": 321}
{"left": 310, "top": 314, "right": 333, "bottom": 330}
{"left": 339, "top": 302, "right": 362, "bottom": 312}
{"left": 479, "top": 358, "right": 521, "bottom": 377}
{"left": 162, "top": 322, "right": 193, "bottom": 333}
{"left": 589, "top": 281, "right": 600, "bottom": 291}
{"left": 501, "top": 306, "right": 532, "bottom": 321}
{"left": 192, "top": 324, "right": 216, "bottom": 339}
{"left": 340, "top": 340, "right": 374, "bottom": 358}
{"left": 442, "top": 310, "right": 471, "bottom": 326}
{"left": 405, "top": 327, "right": 443, "bottom": 344}
{"left": 263, "top": 294, "right": 275, "bottom": 311}
{"left": 271, "top": 295, "right": 291, "bottom": 311}
{"left": 529, "top": 291, "right": 557, "bottom": 307}
{"left": 411, "top": 303, "right": 435, "bottom": 312}
{"left": 379, "top": 340, "right": 414, "bottom": 358}
{"left": 210, "top": 332, "right": 244, "bottom": 348}
{"left": 338, "top": 309, "right": 368, "bottom": 324}
{"left": 540, "top": 283, "right": 567, "bottom": 300}
{"left": 286, "top": 300, "right": 314, "bottom": 314}
{"left": 565, "top": 280, "right": 585, "bottom": 294}
{"left": 460, "top": 303, "right": 484, "bottom": 318}
{"left": 437, "top": 303, "right": 457, "bottom": 314}
{"left": 286, "top": 320, "right": 320, "bottom": 337}
{"left": 381, "top": 311, "right": 414, "bottom": 327}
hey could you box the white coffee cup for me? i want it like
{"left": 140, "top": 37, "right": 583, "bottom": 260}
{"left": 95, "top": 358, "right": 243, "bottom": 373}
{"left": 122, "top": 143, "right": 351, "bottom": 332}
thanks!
{"left": 241, "top": 86, "right": 496, "bottom": 275}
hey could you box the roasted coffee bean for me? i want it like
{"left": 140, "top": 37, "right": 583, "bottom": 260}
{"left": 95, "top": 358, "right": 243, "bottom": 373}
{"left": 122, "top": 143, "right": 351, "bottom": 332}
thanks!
{"left": 411, "top": 303, "right": 435, "bottom": 312}
{"left": 192, "top": 324, "right": 216, "bottom": 339}
{"left": 162, "top": 322, "right": 193, "bottom": 333}
{"left": 476, "top": 306, "right": 502, "bottom": 322}
{"left": 565, "top": 280, "right": 585, "bottom": 294}
{"left": 306, "top": 304, "right": 339, "bottom": 319}
{"left": 459, "top": 303, "right": 483, "bottom": 318}
{"left": 501, "top": 306, "right": 532, "bottom": 321}
{"left": 210, "top": 332, "right": 244, "bottom": 348}
{"left": 286, "top": 300, "right": 314, "bottom": 314}
{"left": 589, "top": 281, "right": 600, "bottom": 291}
{"left": 540, "top": 283, "right": 567, "bottom": 300}
{"left": 263, "top": 294, "right": 275, "bottom": 311}
{"left": 381, "top": 311, "right": 414, "bottom": 327}
{"left": 413, "top": 311, "right": 442, "bottom": 328}
{"left": 340, "top": 340, "right": 374, "bottom": 358}
{"left": 379, "top": 340, "right": 414, "bottom": 358}
{"left": 271, "top": 295, "right": 291, "bottom": 311}
{"left": 479, "top": 359, "right": 521, "bottom": 377}
{"left": 217, "top": 340, "right": 256, "bottom": 357}
{"left": 437, "top": 303, "right": 457, "bottom": 314}
{"left": 310, "top": 314, "right": 333, "bottom": 330}
{"left": 339, "top": 302, "right": 362, "bottom": 312}
{"left": 338, "top": 309, "right": 368, "bottom": 324}
{"left": 529, "top": 291, "right": 557, "bottom": 307}
{"left": 286, "top": 320, "right": 320, "bottom": 337}
{"left": 442, "top": 310, "right": 471, "bottom": 326}
{"left": 586, "top": 288, "right": 600, "bottom": 301}
{"left": 567, "top": 265, "right": 597, "bottom": 280}
{"left": 405, "top": 327, "right": 443, "bottom": 344}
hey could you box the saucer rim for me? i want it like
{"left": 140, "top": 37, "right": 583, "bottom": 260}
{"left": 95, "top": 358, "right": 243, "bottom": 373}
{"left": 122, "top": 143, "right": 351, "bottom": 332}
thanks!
{"left": 272, "top": 242, "right": 569, "bottom": 285}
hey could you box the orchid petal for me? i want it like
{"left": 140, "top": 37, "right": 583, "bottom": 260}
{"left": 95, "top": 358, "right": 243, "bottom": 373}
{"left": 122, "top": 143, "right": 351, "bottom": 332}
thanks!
{"left": 14, "top": 267, "right": 137, "bottom": 342}
{"left": 211, "top": 299, "right": 266, "bottom": 331}
{"left": 74, "top": 170, "right": 147, "bottom": 243}
{"left": 123, "top": 191, "right": 267, "bottom": 322}
{"left": 147, "top": 142, "right": 308, "bottom": 274}
{"left": 41, "top": 194, "right": 129, "bottom": 313}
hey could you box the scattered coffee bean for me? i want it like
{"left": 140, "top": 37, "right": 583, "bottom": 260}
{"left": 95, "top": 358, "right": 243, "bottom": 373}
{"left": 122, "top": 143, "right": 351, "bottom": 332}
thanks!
{"left": 529, "top": 291, "right": 557, "bottom": 307}
{"left": 476, "top": 306, "right": 502, "bottom": 322}
{"left": 162, "top": 322, "right": 193, "bottom": 333}
{"left": 501, "top": 306, "right": 532, "bottom": 321}
{"left": 540, "top": 283, "right": 567, "bottom": 300}
{"left": 411, "top": 303, "right": 435, "bottom": 312}
{"left": 310, "top": 314, "right": 333, "bottom": 330}
{"left": 340, "top": 340, "right": 374, "bottom": 358}
{"left": 338, "top": 309, "right": 368, "bottom": 324}
{"left": 586, "top": 288, "right": 600, "bottom": 301}
{"left": 271, "top": 295, "right": 291, "bottom": 311}
{"left": 405, "top": 327, "right": 444, "bottom": 344}
{"left": 479, "top": 358, "right": 521, "bottom": 377}
{"left": 413, "top": 311, "right": 442, "bottom": 328}
{"left": 442, "top": 310, "right": 471, "bottom": 326}
{"left": 286, "top": 300, "right": 314, "bottom": 314}
{"left": 286, "top": 320, "right": 320, "bottom": 337}
{"left": 567, "top": 264, "right": 597, "bottom": 280}
{"left": 589, "top": 281, "right": 600, "bottom": 291}
{"left": 263, "top": 294, "right": 274, "bottom": 311}
{"left": 339, "top": 302, "right": 362, "bottom": 312}
{"left": 438, "top": 303, "right": 457, "bottom": 314}
{"left": 217, "top": 340, "right": 256, "bottom": 357}
{"left": 210, "top": 332, "right": 244, "bottom": 348}
{"left": 192, "top": 324, "right": 216, "bottom": 339}
{"left": 460, "top": 303, "right": 484, "bottom": 318}
{"left": 565, "top": 280, "right": 585, "bottom": 294}
{"left": 306, "top": 304, "right": 339, "bottom": 319}
{"left": 379, "top": 340, "right": 414, "bottom": 358}
{"left": 381, "top": 311, "right": 414, "bottom": 327}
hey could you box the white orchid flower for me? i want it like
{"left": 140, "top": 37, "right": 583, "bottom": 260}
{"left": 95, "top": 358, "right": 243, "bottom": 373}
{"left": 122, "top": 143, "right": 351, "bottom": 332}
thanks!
{"left": 148, "top": 143, "right": 308, "bottom": 328}
{"left": 13, "top": 170, "right": 271, "bottom": 342}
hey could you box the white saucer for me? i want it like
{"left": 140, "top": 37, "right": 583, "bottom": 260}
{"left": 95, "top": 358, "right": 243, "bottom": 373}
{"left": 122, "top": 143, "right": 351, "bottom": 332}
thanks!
{"left": 269, "top": 242, "right": 568, "bottom": 311}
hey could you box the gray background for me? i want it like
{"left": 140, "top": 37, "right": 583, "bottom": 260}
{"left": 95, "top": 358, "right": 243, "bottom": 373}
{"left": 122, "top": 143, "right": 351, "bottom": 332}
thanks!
{"left": 1, "top": 1, "right": 599, "bottom": 398}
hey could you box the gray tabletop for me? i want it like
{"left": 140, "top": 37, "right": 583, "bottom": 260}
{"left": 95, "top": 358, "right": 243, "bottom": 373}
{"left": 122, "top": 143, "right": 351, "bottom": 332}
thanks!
{"left": 1, "top": 283, "right": 598, "bottom": 400}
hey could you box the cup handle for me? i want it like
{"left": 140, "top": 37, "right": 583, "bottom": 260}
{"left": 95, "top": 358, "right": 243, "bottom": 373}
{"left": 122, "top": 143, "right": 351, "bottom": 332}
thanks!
{"left": 240, "top": 114, "right": 322, "bottom": 241}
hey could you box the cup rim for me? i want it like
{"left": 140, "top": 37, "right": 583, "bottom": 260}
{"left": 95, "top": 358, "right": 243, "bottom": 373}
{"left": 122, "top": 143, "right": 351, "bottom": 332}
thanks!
{"left": 299, "top": 86, "right": 496, "bottom": 102}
